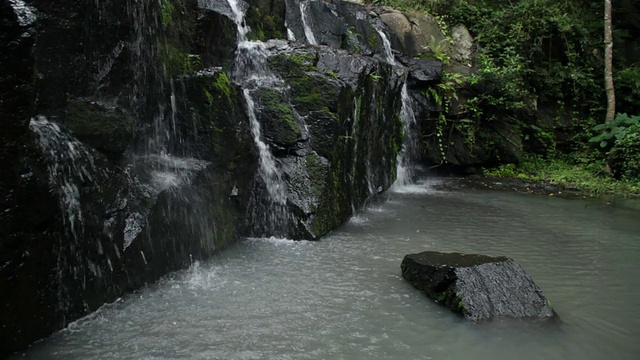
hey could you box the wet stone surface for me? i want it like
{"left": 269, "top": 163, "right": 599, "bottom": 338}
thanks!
{"left": 401, "top": 251, "right": 555, "bottom": 320}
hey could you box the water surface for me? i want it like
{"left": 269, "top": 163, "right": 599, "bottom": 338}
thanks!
{"left": 16, "top": 179, "right": 640, "bottom": 359}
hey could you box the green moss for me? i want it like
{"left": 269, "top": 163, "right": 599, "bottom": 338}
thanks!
{"left": 161, "top": 0, "right": 175, "bottom": 28}
{"left": 268, "top": 52, "right": 317, "bottom": 74}
{"left": 434, "top": 287, "right": 467, "bottom": 316}
{"left": 213, "top": 72, "right": 232, "bottom": 103}
{"left": 367, "top": 32, "right": 380, "bottom": 49}
{"left": 267, "top": 52, "right": 340, "bottom": 117}
{"left": 204, "top": 89, "right": 214, "bottom": 105}
{"left": 326, "top": 69, "right": 338, "bottom": 80}
{"left": 256, "top": 88, "right": 301, "bottom": 144}
{"left": 245, "top": 7, "right": 285, "bottom": 40}
{"left": 162, "top": 44, "right": 201, "bottom": 77}
{"left": 305, "top": 153, "right": 328, "bottom": 201}
{"left": 310, "top": 132, "right": 350, "bottom": 236}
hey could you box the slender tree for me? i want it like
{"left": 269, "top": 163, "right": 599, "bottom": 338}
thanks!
{"left": 604, "top": 0, "right": 615, "bottom": 124}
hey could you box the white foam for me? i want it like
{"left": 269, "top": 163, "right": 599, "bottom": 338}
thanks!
{"left": 349, "top": 214, "right": 370, "bottom": 225}
{"left": 246, "top": 237, "right": 310, "bottom": 245}
{"left": 390, "top": 178, "right": 445, "bottom": 195}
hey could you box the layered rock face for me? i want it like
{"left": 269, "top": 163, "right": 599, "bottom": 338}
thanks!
{"left": 401, "top": 251, "right": 555, "bottom": 320}
{"left": 1, "top": 1, "right": 256, "bottom": 356}
{"left": 0, "top": 0, "right": 417, "bottom": 355}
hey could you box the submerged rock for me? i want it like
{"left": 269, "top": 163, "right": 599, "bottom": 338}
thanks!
{"left": 401, "top": 251, "right": 555, "bottom": 320}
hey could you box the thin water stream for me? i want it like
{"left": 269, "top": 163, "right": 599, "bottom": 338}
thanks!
{"left": 15, "top": 179, "right": 640, "bottom": 359}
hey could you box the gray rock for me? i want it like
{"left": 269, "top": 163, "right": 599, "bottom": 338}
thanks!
{"left": 451, "top": 24, "right": 474, "bottom": 65}
{"left": 401, "top": 251, "right": 555, "bottom": 320}
{"left": 406, "top": 58, "right": 443, "bottom": 83}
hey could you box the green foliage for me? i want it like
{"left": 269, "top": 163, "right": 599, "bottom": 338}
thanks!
{"left": 609, "top": 122, "right": 640, "bottom": 180}
{"left": 424, "top": 70, "right": 465, "bottom": 160}
{"left": 213, "top": 72, "right": 232, "bottom": 103}
{"left": 245, "top": 8, "right": 285, "bottom": 40}
{"left": 420, "top": 35, "right": 452, "bottom": 65}
{"left": 161, "top": 0, "right": 175, "bottom": 28}
{"left": 589, "top": 113, "right": 640, "bottom": 150}
{"left": 414, "top": 0, "right": 603, "bottom": 133}
{"left": 484, "top": 154, "right": 640, "bottom": 197}
{"left": 615, "top": 65, "right": 640, "bottom": 114}
{"left": 162, "top": 44, "right": 201, "bottom": 77}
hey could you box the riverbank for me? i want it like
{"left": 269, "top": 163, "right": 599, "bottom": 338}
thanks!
{"left": 430, "top": 155, "right": 640, "bottom": 201}
{"left": 479, "top": 155, "right": 640, "bottom": 200}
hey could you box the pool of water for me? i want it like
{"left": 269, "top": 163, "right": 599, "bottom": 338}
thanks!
{"left": 15, "top": 179, "right": 640, "bottom": 359}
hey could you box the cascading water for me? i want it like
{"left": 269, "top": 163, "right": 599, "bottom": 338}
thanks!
{"left": 28, "top": 116, "right": 102, "bottom": 314}
{"left": 375, "top": 26, "right": 396, "bottom": 65}
{"left": 224, "top": 0, "right": 290, "bottom": 236}
{"left": 394, "top": 83, "right": 420, "bottom": 186}
{"left": 370, "top": 25, "right": 417, "bottom": 188}
{"left": 29, "top": 116, "right": 98, "bottom": 239}
{"left": 300, "top": 1, "right": 318, "bottom": 46}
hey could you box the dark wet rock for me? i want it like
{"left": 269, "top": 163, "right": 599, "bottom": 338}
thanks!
{"left": 195, "top": 7, "right": 239, "bottom": 69}
{"left": 405, "top": 58, "right": 443, "bottom": 84}
{"left": 264, "top": 43, "right": 404, "bottom": 239}
{"left": 285, "top": 0, "right": 393, "bottom": 60}
{"left": 0, "top": 0, "right": 259, "bottom": 356}
{"left": 254, "top": 87, "right": 304, "bottom": 150}
{"left": 65, "top": 100, "right": 135, "bottom": 160}
{"left": 401, "top": 251, "right": 555, "bottom": 320}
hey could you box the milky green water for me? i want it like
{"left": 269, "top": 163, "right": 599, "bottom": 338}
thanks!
{"left": 15, "top": 179, "right": 640, "bottom": 359}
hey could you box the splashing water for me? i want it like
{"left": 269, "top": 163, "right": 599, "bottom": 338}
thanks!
{"left": 29, "top": 116, "right": 98, "bottom": 239}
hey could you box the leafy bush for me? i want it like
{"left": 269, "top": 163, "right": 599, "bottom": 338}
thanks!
{"left": 615, "top": 65, "right": 640, "bottom": 115}
{"left": 484, "top": 154, "right": 640, "bottom": 197}
{"left": 588, "top": 113, "right": 640, "bottom": 151}
{"left": 609, "top": 122, "right": 640, "bottom": 180}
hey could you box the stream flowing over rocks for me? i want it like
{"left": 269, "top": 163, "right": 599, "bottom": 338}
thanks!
{"left": 0, "top": 0, "right": 566, "bottom": 355}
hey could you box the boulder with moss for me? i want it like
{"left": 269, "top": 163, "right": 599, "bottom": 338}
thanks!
{"left": 263, "top": 42, "right": 404, "bottom": 239}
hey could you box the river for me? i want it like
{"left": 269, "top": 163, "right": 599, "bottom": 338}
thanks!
{"left": 15, "top": 179, "right": 640, "bottom": 359}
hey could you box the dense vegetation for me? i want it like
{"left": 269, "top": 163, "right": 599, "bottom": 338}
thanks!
{"left": 371, "top": 0, "right": 640, "bottom": 196}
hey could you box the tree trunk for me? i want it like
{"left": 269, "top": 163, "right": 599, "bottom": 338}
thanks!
{"left": 604, "top": 0, "right": 615, "bottom": 124}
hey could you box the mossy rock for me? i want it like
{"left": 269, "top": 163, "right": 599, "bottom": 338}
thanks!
{"left": 305, "top": 152, "right": 329, "bottom": 201}
{"left": 245, "top": 7, "right": 286, "bottom": 41}
{"left": 267, "top": 52, "right": 342, "bottom": 115}
{"left": 268, "top": 51, "right": 318, "bottom": 74}
{"left": 254, "top": 88, "right": 302, "bottom": 147}
{"left": 65, "top": 100, "right": 134, "bottom": 160}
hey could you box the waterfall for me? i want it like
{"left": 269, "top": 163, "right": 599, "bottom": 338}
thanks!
{"left": 28, "top": 116, "right": 103, "bottom": 313}
{"left": 224, "top": 0, "right": 290, "bottom": 236}
{"left": 300, "top": 1, "right": 318, "bottom": 45}
{"left": 394, "top": 84, "right": 419, "bottom": 186}
{"left": 375, "top": 27, "right": 395, "bottom": 65}
{"left": 29, "top": 116, "right": 98, "bottom": 239}
{"left": 242, "top": 89, "right": 286, "bottom": 204}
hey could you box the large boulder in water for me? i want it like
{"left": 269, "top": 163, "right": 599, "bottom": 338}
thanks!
{"left": 401, "top": 251, "right": 555, "bottom": 320}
